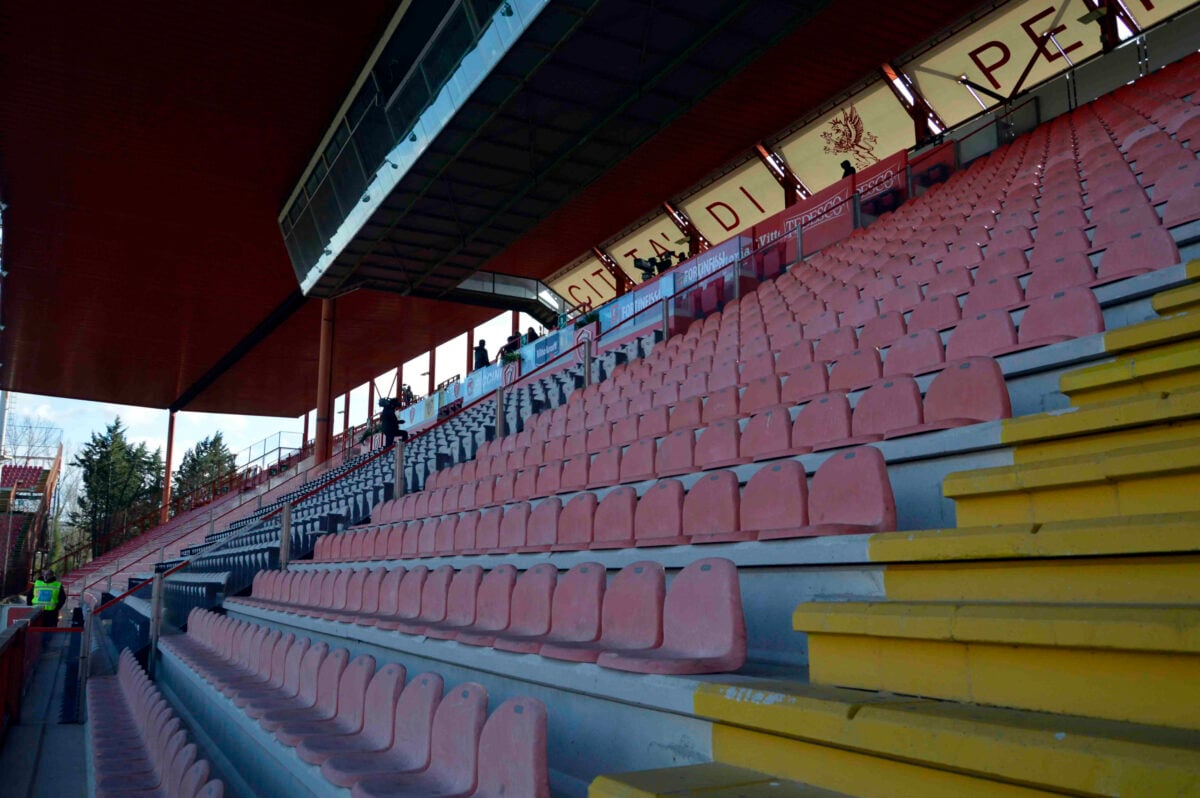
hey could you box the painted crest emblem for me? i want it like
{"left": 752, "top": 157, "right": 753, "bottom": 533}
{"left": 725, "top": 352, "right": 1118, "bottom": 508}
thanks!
{"left": 821, "top": 105, "right": 879, "bottom": 169}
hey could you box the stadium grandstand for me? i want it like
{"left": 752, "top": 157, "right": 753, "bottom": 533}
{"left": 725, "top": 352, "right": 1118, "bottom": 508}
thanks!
{"left": 1, "top": 0, "right": 1199, "bottom": 795}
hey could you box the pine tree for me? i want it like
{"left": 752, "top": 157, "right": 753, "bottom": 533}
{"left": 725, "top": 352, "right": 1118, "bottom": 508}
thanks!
{"left": 172, "top": 432, "right": 238, "bottom": 509}
{"left": 69, "top": 418, "right": 165, "bottom": 556}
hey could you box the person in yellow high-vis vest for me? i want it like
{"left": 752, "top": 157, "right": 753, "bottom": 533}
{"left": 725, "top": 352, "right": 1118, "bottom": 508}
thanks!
{"left": 27, "top": 570, "right": 65, "bottom": 626}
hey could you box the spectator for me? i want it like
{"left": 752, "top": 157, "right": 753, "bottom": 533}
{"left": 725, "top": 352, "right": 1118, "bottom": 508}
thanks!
{"left": 28, "top": 570, "right": 65, "bottom": 627}
{"left": 841, "top": 160, "right": 857, "bottom": 178}
{"left": 500, "top": 333, "right": 521, "bottom": 356}
{"left": 379, "top": 398, "right": 401, "bottom": 448}
{"left": 526, "top": 326, "right": 540, "bottom": 343}
{"left": 473, "top": 340, "right": 490, "bottom": 369}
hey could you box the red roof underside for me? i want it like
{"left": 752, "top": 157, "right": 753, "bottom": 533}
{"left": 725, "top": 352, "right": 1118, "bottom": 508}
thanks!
{"left": 0, "top": 0, "right": 973, "bottom": 417}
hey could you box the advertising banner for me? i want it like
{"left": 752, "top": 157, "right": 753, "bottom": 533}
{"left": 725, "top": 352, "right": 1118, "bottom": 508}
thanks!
{"left": 854, "top": 149, "right": 908, "bottom": 203}
{"left": 599, "top": 270, "right": 674, "bottom": 343}
{"left": 679, "top": 159, "right": 785, "bottom": 244}
{"left": 779, "top": 83, "right": 915, "bottom": 194}
{"left": 793, "top": 177, "right": 856, "bottom": 255}
{"left": 906, "top": 0, "right": 1101, "bottom": 127}
{"left": 463, "top": 363, "right": 502, "bottom": 405}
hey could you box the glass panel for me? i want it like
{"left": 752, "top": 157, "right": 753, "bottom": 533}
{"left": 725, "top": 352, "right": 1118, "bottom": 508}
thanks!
{"left": 423, "top": 6, "right": 474, "bottom": 91}
{"left": 309, "top": 178, "right": 344, "bottom": 243}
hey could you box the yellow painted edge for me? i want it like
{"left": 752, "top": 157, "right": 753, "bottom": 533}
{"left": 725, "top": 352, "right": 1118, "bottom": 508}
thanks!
{"left": 866, "top": 513, "right": 1200, "bottom": 562}
{"left": 1102, "top": 310, "right": 1200, "bottom": 353}
{"left": 1060, "top": 344, "right": 1200, "bottom": 396}
{"left": 1188, "top": 258, "right": 1200, "bottom": 281}
{"left": 999, "top": 386, "right": 1200, "bottom": 445}
{"left": 791, "top": 601, "right": 1200, "bottom": 653}
{"left": 694, "top": 680, "right": 1200, "bottom": 797}
{"left": 1152, "top": 282, "right": 1200, "bottom": 314}
{"left": 943, "top": 436, "right": 1200, "bottom": 497}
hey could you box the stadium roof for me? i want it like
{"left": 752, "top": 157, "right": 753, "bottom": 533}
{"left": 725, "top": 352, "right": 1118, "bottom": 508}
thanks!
{"left": 0, "top": 0, "right": 979, "bottom": 417}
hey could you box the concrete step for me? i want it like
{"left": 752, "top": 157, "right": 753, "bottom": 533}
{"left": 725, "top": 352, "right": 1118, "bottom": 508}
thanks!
{"left": 590, "top": 763, "right": 852, "bottom": 797}
{"left": 1060, "top": 338, "right": 1200, "bottom": 405}
{"left": 693, "top": 678, "right": 1200, "bottom": 797}
{"left": 792, "top": 600, "right": 1200, "bottom": 729}
{"left": 942, "top": 435, "right": 1200, "bottom": 525}
{"left": 1000, "top": 383, "right": 1200, "bottom": 464}
{"left": 1151, "top": 263, "right": 1200, "bottom": 316}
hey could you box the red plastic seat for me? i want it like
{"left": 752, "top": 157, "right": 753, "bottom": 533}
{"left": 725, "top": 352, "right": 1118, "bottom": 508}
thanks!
{"left": 775, "top": 340, "right": 815, "bottom": 372}
{"left": 741, "top": 461, "right": 808, "bottom": 540}
{"left": 963, "top": 275, "right": 1024, "bottom": 316}
{"left": 975, "top": 248, "right": 1029, "bottom": 281}
{"left": 858, "top": 311, "right": 907, "bottom": 350}
{"left": 889, "top": 357, "right": 1011, "bottom": 437}
{"left": 541, "top": 561, "right": 664, "bottom": 663}
{"left": 739, "top": 375, "right": 782, "bottom": 415}
{"left": 456, "top": 566, "right": 518, "bottom": 647}
{"left": 581, "top": 446, "right": 617, "bottom": 489}
{"left": 553, "top": 492, "right": 597, "bottom": 551}
{"left": 792, "top": 392, "right": 852, "bottom": 450}
{"left": 907, "top": 292, "right": 961, "bottom": 333}
{"left": 828, "top": 349, "right": 882, "bottom": 392}
{"left": 275, "top": 653, "right": 377, "bottom": 747}
{"left": 560, "top": 454, "right": 590, "bottom": 492}
{"left": 702, "top": 386, "right": 741, "bottom": 423}
{"left": 495, "top": 502, "right": 530, "bottom": 553}
{"left": 522, "top": 498, "right": 560, "bottom": 552}
{"left": 639, "top": 406, "right": 669, "bottom": 437}
{"left": 535, "top": 562, "right": 605, "bottom": 651}
{"left": 1013, "top": 287, "right": 1104, "bottom": 348}
{"left": 838, "top": 376, "right": 923, "bottom": 447}
{"left": 804, "top": 446, "right": 897, "bottom": 535}
{"left": 451, "top": 512, "right": 478, "bottom": 554}
{"left": 684, "top": 470, "right": 748, "bottom": 544}
{"left": 472, "top": 508, "right": 502, "bottom": 554}
{"left": 598, "top": 558, "right": 745, "bottom": 675}
{"left": 739, "top": 351, "right": 777, "bottom": 383}
{"left": 946, "top": 311, "right": 1018, "bottom": 360}
{"left": 635, "top": 479, "right": 688, "bottom": 547}
{"left": 655, "top": 429, "right": 696, "bottom": 477}
{"left": 695, "top": 420, "right": 748, "bottom": 469}
{"left": 493, "top": 564, "right": 558, "bottom": 653}
{"left": 618, "top": 438, "right": 656, "bottom": 483}
{"left": 425, "top": 567, "right": 485, "bottom": 641}
{"left": 296, "top": 663, "right": 406, "bottom": 766}
{"left": 884, "top": 328, "right": 945, "bottom": 376}
{"left": 814, "top": 327, "right": 857, "bottom": 362}
{"left": 349, "top": 682, "right": 488, "bottom": 798}
{"left": 468, "top": 698, "right": 550, "bottom": 798}
{"left": 740, "top": 405, "right": 800, "bottom": 459}
{"left": 1096, "top": 226, "right": 1180, "bottom": 282}
{"left": 376, "top": 567, "right": 428, "bottom": 631}
{"left": 591, "top": 486, "right": 637, "bottom": 549}
{"left": 1025, "top": 253, "right": 1095, "bottom": 299}
{"left": 259, "top": 647, "right": 349, "bottom": 733}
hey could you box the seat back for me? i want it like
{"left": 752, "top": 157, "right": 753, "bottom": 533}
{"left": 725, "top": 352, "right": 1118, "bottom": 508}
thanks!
{"left": 395, "top": 566, "right": 429, "bottom": 620}
{"left": 593, "top": 486, "right": 636, "bottom": 546}
{"left": 499, "top": 502, "right": 531, "bottom": 551}
{"left": 792, "top": 392, "right": 852, "bottom": 449}
{"left": 419, "top": 565, "right": 455, "bottom": 623}
{"left": 474, "top": 565, "right": 518, "bottom": 633}
{"left": 313, "top": 648, "right": 351, "bottom": 716}
{"left": 740, "top": 460, "right": 808, "bottom": 535}
{"left": 852, "top": 377, "right": 923, "bottom": 438}
{"left": 556, "top": 492, "right": 597, "bottom": 549}
{"left": 662, "top": 558, "right": 746, "bottom": 667}
{"left": 389, "top": 672, "right": 444, "bottom": 770}
{"left": 359, "top": 663, "right": 407, "bottom": 749}
{"left": 425, "top": 683, "right": 489, "bottom": 793}
{"left": 546, "top": 563, "right": 605, "bottom": 643}
{"left": 599, "top": 561, "right": 665, "bottom": 650}
{"left": 809, "top": 447, "right": 896, "bottom": 531}
{"left": 472, "top": 698, "right": 551, "bottom": 798}
{"left": 507, "top": 564, "right": 557, "bottom": 636}
{"left": 526, "top": 498, "right": 561, "bottom": 550}
{"left": 925, "top": 357, "right": 1011, "bottom": 425}
{"left": 333, "top": 654, "right": 377, "bottom": 731}
{"left": 634, "top": 479, "right": 685, "bottom": 545}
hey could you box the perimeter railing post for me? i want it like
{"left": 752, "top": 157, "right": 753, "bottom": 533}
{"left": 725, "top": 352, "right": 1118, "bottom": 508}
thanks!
{"left": 279, "top": 504, "right": 292, "bottom": 571}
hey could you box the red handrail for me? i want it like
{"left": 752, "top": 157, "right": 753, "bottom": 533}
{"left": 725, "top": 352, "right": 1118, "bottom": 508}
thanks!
{"left": 91, "top": 557, "right": 192, "bottom": 616}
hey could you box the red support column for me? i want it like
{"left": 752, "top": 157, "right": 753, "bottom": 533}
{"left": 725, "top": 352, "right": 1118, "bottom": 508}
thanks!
{"left": 427, "top": 348, "right": 436, "bottom": 397}
{"left": 159, "top": 411, "right": 176, "bottom": 524}
{"left": 398, "top": 363, "right": 405, "bottom": 401}
{"left": 314, "top": 299, "right": 336, "bottom": 465}
{"left": 367, "top": 382, "right": 375, "bottom": 424}
{"left": 302, "top": 412, "right": 310, "bottom": 451}
{"left": 466, "top": 329, "right": 475, "bottom": 374}
{"left": 342, "top": 392, "right": 350, "bottom": 435}
{"left": 511, "top": 311, "right": 520, "bottom": 336}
